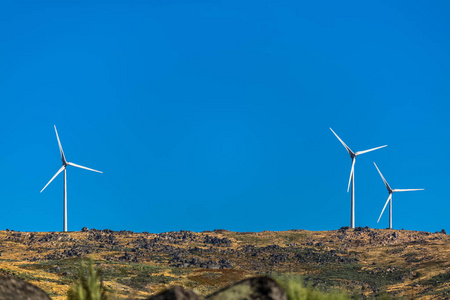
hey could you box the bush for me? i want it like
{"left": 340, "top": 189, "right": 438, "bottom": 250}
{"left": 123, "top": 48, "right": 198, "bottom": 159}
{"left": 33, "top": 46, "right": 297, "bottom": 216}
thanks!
{"left": 276, "top": 276, "right": 349, "bottom": 300}
{"left": 67, "top": 259, "right": 109, "bottom": 300}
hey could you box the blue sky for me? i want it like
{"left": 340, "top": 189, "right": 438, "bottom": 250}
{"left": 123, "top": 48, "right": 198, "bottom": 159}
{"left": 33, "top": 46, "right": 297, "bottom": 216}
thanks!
{"left": 0, "top": 1, "right": 448, "bottom": 233}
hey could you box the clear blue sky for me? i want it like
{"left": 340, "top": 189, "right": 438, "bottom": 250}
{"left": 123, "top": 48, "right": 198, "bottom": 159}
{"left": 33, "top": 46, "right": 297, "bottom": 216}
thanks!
{"left": 0, "top": 1, "right": 448, "bottom": 233}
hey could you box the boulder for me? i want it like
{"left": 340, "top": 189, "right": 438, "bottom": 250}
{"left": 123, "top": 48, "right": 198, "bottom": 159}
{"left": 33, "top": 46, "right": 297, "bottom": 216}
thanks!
{"left": 146, "top": 285, "right": 200, "bottom": 300}
{"left": 145, "top": 277, "right": 286, "bottom": 300}
{"left": 206, "top": 276, "right": 286, "bottom": 300}
{"left": 0, "top": 276, "right": 51, "bottom": 300}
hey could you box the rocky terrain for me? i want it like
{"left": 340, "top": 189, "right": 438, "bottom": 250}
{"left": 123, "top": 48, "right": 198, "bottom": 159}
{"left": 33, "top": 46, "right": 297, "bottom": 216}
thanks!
{"left": 0, "top": 227, "right": 448, "bottom": 299}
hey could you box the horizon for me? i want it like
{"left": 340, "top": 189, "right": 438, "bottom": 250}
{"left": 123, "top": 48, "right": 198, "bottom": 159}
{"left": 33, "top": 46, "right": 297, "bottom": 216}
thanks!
{"left": 1, "top": 226, "right": 447, "bottom": 235}
{"left": 1, "top": 1, "right": 449, "bottom": 233}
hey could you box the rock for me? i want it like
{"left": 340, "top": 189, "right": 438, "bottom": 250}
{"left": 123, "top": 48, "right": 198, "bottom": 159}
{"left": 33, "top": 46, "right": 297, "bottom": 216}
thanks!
{"left": 441, "top": 229, "right": 447, "bottom": 235}
{"left": 146, "top": 285, "right": 200, "bottom": 300}
{"left": 339, "top": 226, "right": 350, "bottom": 231}
{"left": 145, "top": 277, "right": 285, "bottom": 300}
{"left": 81, "top": 227, "right": 89, "bottom": 232}
{"left": 206, "top": 276, "right": 286, "bottom": 300}
{"left": 204, "top": 235, "right": 232, "bottom": 247}
{"left": 0, "top": 276, "right": 51, "bottom": 300}
{"left": 354, "top": 226, "right": 370, "bottom": 232}
{"left": 269, "top": 253, "right": 290, "bottom": 265}
{"left": 213, "top": 229, "right": 230, "bottom": 233}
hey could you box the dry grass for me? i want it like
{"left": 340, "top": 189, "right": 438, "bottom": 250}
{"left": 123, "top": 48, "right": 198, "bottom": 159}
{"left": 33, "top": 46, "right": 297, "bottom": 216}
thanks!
{"left": 0, "top": 228, "right": 447, "bottom": 299}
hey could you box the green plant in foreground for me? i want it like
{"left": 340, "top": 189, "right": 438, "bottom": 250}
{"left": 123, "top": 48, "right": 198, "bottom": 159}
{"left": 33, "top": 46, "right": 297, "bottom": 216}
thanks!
{"left": 276, "top": 276, "right": 349, "bottom": 300}
{"left": 67, "top": 259, "right": 109, "bottom": 300}
{"left": 276, "top": 276, "right": 404, "bottom": 300}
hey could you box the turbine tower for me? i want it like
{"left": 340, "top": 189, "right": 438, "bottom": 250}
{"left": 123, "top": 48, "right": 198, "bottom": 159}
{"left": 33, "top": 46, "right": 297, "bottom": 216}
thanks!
{"left": 330, "top": 128, "right": 387, "bottom": 228}
{"left": 41, "top": 125, "right": 103, "bottom": 232}
{"left": 374, "top": 162, "right": 424, "bottom": 229}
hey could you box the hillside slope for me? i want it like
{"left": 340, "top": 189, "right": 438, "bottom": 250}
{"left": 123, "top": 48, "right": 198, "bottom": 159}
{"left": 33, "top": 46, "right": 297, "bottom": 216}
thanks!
{"left": 0, "top": 227, "right": 448, "bottom": 299}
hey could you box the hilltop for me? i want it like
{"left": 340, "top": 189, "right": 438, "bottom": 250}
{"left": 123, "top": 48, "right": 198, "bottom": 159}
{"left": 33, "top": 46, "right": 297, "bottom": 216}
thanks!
{"left": 0, "top": 227, "right": 448, "bottom": 299}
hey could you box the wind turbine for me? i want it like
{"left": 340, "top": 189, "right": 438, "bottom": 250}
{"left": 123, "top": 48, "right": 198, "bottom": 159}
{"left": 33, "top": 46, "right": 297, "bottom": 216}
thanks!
{"left": 41, "top": 125, "right": 103, "bottom": 232}
{"left": 374, "top": 162, "right": 423, "bottom": 229}
{"left": 330, "top": 128, "right": 387, "bottom": 228}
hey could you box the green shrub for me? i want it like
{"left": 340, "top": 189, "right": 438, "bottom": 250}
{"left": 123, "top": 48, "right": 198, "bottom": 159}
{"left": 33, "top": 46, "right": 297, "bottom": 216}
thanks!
{"left": 275, "top": 275, "right": 406, "bottom": 300}
{"left": 276, "top": 276, "right": 349, "bottom": 300}
{"left": 67, "top": 259, "right": 108, "bottom": 300}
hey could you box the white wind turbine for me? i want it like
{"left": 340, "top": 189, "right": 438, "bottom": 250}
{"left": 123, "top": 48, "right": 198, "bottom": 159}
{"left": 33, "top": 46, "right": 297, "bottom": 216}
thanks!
{"left": 41, "top": 125, "right": 103, "bottom": 232}
{"left": 330, "top": 128, "right": 387, "bottom": 228}
{"left": 374, "top": 162, "right": 424, "bottom": 229}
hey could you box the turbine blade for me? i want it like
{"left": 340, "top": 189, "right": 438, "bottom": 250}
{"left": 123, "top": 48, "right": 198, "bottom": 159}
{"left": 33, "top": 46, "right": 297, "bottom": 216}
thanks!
{"left": 347, "top": 158, "right": 355, "bottom": 192}
{"left": 40, "top": 166, "right": 65, "bottom": 193}
{"left": 377, "top": 194, "right": 392, "bottom": 223}
{"left": 54, "top": 125, "right": 66, "bottom": 163}
{"left": 393, "top": 188, "right": 424, "bottom": 192}
{"left": 355, "top": 145, "right": 387, "bottom": 156}
{"left": 373, "top": 162, "right": 392, "bottom": 192}
{"left": 330, "top": 128, "right": 355, "bottom": 156}
{"left": 67, "top": 162, "right": 103, "bottom": 173}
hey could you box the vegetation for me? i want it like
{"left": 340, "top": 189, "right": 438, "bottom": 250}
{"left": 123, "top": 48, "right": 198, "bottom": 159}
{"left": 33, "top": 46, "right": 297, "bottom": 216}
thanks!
{"left": 64, "top": 262, "right": 408, "bottom": 300}
{"left": 0, "top": 228, "right": 447, "bottom": 299}
{"left": 67, "top": 259, "right": 109, "bottom": 300}
{"left": 419, "top": 270, "right": 450, "bottom": 286}
{"left": 276, "top": 275, "right": 405, "bottom": 300}
{"left": 277, "top": 277, "right": 349, "bottom": 300}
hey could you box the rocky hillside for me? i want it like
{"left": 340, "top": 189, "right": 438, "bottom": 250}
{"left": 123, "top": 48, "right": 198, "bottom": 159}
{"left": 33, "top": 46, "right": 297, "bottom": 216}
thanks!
{"left": 0, "top": 227, "right": 448, "bottom": 299}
